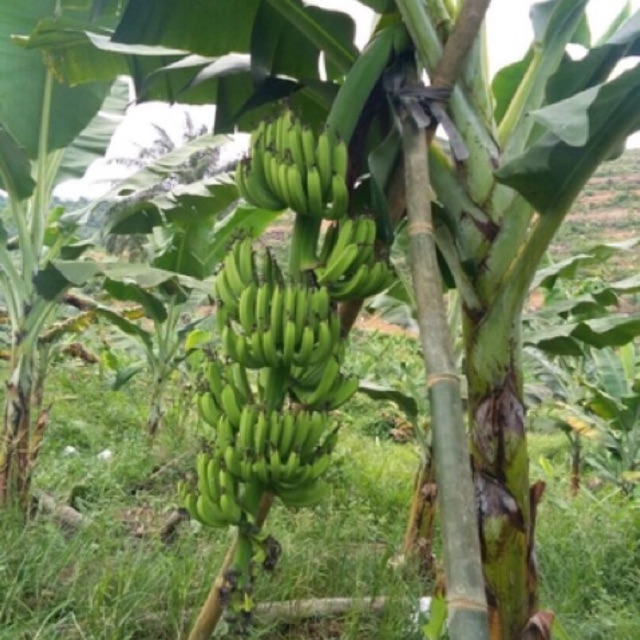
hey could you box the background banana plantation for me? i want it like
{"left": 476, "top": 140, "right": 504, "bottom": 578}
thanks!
{"left": 1, "top": 1, "right": 639, "bottom": 639}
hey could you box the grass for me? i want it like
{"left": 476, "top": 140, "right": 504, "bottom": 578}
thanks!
{"left": 1, "top": 331, "right": 639, "bottom": 640}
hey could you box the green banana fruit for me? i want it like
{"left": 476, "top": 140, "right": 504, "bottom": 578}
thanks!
{"left": 197, "top": 392, "right": 220, "bottom": 427}
{"left": 323, "top": 172, "right": 349, "bottom": 220}
{"left": 315, "top": 130, "right": 333, "bottom": 196}
{"left": 306, "top": 165, "right": 325, "bottom": 219}
{"left": 324, "top": 375, "right": 360, "bottom": 410}
{"left": 237, "top": 405, "right": 257, "bottom": 454}
{"left": 329, "top": 263, "right": 370, "bottom": 301}
{"left": 286, "top": 162, "right": 309, "bottom": 216}
{"left": 332, "top": 136, "right": 348, "bottom": 181}
{"left": 221, "top": 385, "right": 242, "bottom": 428}
{"left": 197, "top": 493, "right": 231, "bottom": 528}
{"left": 301, "top": 126, "right": 316, "bottom": 168}
{"left": 316, "top": 243, "right": 359, "bottom": 285}
{"left": 238, "top": 282, "right": 257, "bottom": 333}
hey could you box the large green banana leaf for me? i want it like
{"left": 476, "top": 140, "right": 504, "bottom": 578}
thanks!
{"left": 71, "top": 132, "right": 239, "bottom": 235}
{"left": 495, "top": 63, "right": 640, "bottom": 217}
{"left": 21, "top": 0, "right": 357, "bottom": 131}
{"left": 0, "top": 1, "right": 111, "bottom": 159}
{"left": 492, "top": 0, "right": 589, "bottom": 126}
{"left": 113, "top": 0, "right": 261, "bottom": 57}
{"left": 112, "top": 0, "right": 357, "bottom": 75}
{"left": 356, "top": 0, "right": 393, "bottom": 12}
{"left": 34, "top": 260, "right": 214, "bottom": 302}
{"left": 547, "top": 8, "right": 640, "bottom": 103}
{"left": 0, "top": 126, "right": 36, "bottom": 200}
{"left": 525, "top": 315, "right": 640, "bottom": 356}
{"left": 56, "top": 76, "right": 130, "bottom": 185}
{"left": 531, "top": 238, "right": 640, "bottom": 288}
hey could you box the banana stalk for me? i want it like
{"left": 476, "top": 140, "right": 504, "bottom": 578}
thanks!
{"left": 325, "top": 23, "right": 408, "bottom": 144}
{"left": 187, "top": 493, "right": 275, "bottom": 640}
{"left": 289, "top": 214, "right": 321, "bottom": 274}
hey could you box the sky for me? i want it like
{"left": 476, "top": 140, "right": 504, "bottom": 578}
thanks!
{"left": 56, "top": 0, "right": 640, "bottom": 199}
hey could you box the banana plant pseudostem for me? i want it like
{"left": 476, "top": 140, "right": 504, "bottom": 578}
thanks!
{"left": 0, "top": 0, "right": 128, "bottom": 511}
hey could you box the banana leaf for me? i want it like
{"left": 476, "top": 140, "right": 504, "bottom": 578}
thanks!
{"left": 531, "top": 238, "right": 640, "bottom": 289}
{"left": 33, "top": 260, "right": 214, "bottom": 301}
{"left": 0, "top": 126, "right": 35, "bottom": 200}
{"left": 495, "top": 64, "right": 640, "bottom": 217}
{"left": 525, "top": 315, "right": 640, "bottom": 355}
{"left": 0, "top": 1, "right": 111, "bottom": 159}
{"left": 56, "top": 76, "right": 130, "bottom": 185}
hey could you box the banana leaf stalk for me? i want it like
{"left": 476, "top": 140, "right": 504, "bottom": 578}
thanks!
{"left": 401, "top": 107, "right": 489, "bottom": 640}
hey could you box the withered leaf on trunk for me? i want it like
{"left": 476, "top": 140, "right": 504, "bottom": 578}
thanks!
{"left": 521, "top": 609, "right": 554, "bottom": 640}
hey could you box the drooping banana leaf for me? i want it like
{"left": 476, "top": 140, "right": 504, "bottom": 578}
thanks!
{"left": 0, "top": 126, "right": 36, "bottom": 200}
{"left": 495, "top": 64, "right": 640, "bottom": 217}
{"left": 33, "top": 259, "right": 214, "bottom": 302}
{"left": 0, "top": 1, "right": 111, "bottom": 159}
{"left": 56, "top": 76, "right": 131, "bottom": 185}
{"left": 546, "top": 9, "right": 640, "bottom": 104}
{"left": 525, "top": 315, "right": 640, "bottom": 356}
{"left": 531, "top": 237, "right": 640, "bottom": 288}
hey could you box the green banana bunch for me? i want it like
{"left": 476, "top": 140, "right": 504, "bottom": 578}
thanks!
{"left": 235, "top": 109, "right": 350, "bottom": 221}
{"left": 246, "top": 408, "right": 339, "bottom": 498}
{"left": 211, "top": 404, "right": 337, "bottom": 505}
{"left": 316, "top": 217, "right": 396, "bottom": 301}
{"left": 290, "top": 354, "right": 359, "bottom": 410}
{"left": 197, "top": 357, "right": 254, "bottom": 432}
{"left": 276, "top": 478, "right": 331, "bottom": 509}
{"left": 223, "top": 282, "right": 342, "bottom": 371}
{"left": 179, "top": 453, "right": 253, "bottom": 528}
{"left": 214, "top": 235, "right": 259, "bottom": 320}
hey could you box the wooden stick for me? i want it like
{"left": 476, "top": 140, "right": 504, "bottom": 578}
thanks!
{"left": 254, "top": 596, "right": 389, "bottom": 621}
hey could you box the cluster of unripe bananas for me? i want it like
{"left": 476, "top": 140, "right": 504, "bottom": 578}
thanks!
{"left": 181, "top": 453, "right": 254, "bottom": 528}
{"left": 182, "top": 354, "right": 339, "bottom": 528}
{"left": 235, "top": 110, "right": 349, "bottom": 220}
{"left": 183, "top": 233, "right": 361, "bottom": 529}
{"left": 316, "top": 216, "right": 396, "bottom": 301}
{"left": 214, "top": 235, "right": 360, "bottom": 408}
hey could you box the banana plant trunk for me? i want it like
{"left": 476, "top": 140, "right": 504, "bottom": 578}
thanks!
{"left": 147, "top": 374, "right": 169, "bottom": 437}
{"left": 0, "top": 350, "right": 36, "bottom": 510}
{"left": 464, "top": 314, "right": 545, "bottom": 639}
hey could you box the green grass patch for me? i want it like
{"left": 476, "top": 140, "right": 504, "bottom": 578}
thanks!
{"left": 1, "top": 326, "right": 638, "bottom": 639}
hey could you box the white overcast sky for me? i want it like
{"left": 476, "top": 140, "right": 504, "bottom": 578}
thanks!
{"left": 57, "top": 0, "right": 640, "bottom": 198}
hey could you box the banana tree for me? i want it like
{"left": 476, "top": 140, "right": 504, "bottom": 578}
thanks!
{"left": 0, "top": 1, "right": 134, "bottom": 510}
{"left": 34, "top": 133, "right": 281, "bottom": 436}
{"left": 523, "top": 254, "right": 640, "bottom": 495}
{"left": 31, "top": 0, "right": 640, "bottom": 637}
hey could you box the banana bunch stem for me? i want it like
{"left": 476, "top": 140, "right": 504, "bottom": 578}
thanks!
{"left": 289, "top": 214, "right": 321, "bottom": 275}
{"left": 262, "top": 367, "right": 288, "bottom": 413}
{"left": 222, "top": 531, "right": 256, "bottom": 630}
{"left": 188, "top": 493, "right": 274, "bottom": 640}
